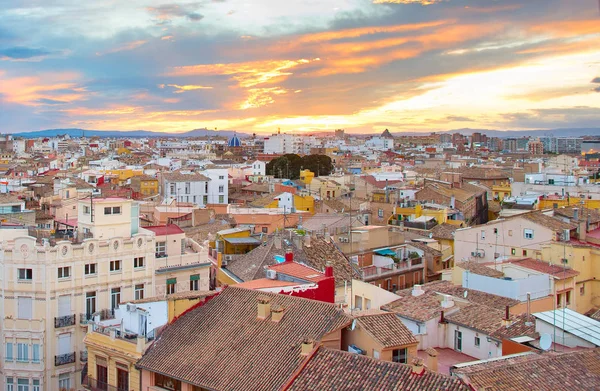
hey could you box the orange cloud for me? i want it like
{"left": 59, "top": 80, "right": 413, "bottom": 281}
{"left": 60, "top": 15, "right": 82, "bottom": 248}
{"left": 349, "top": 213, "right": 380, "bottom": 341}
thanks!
{"left": 464, "top": 4, "right": 523, "bottom": 13}
{"left": 96, "top": 40, "right": 147, "bottom": 56}
{"left": 166, "top": 58, "right": 316, "bottom": 88}
{"left": 239, "top": 87, "right": 287, "bottom": 110}
{"left": 0, "top": 72, "right": 84, "bottom": 106}
{"left": 159, "top": 84, "right": 214, "bottom": 93}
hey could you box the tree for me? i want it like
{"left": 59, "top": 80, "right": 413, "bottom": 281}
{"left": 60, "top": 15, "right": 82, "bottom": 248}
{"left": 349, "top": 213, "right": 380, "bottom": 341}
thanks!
{"left": 302, "top": 154, "right": 333, "bottom": 177}
{"left": 266, "top": 154, "right": 303, "bottom": 179}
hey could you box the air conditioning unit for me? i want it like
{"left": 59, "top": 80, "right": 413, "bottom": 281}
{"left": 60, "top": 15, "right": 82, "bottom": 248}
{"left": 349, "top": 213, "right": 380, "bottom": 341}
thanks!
{"left": 471, "top": 251, "right": 477, "bottom": 257}
{"left": 341, "top": 237, "right": 350, "bottom": 243}
{"left": 266, "top": 270, "right": 277, "bottom": 280}
{"left": 224, "top": 255, "right": 233, "bottom": 261}
{"left": 221, "top": 260, "right": 228, "bottom": 266}
{"left": 127, "top": 304, "right": 137, "bottom": 312}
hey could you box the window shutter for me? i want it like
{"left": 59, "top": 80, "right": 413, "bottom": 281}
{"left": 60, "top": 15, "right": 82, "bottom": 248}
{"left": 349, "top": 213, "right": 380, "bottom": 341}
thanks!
{"left": 189, "top": 274, "right": 200, "bottom": 281}
{"left": 166, "top": 278, "right": 177, "bottom": 285}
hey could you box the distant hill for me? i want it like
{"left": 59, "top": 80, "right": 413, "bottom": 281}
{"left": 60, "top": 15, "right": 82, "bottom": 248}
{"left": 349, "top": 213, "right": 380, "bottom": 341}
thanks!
{"left": 11, "top": 128, "right": 250, "bottom": 139}
{"left": 391, "top": 128, "right": 600, "bottom": 138}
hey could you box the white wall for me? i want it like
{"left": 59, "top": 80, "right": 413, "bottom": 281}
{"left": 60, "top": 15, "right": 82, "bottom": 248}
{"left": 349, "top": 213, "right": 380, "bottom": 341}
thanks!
{"left": 462, "top": 271, "right": 551, "bottom": 301}
{"left": 346, "top": 279, "right": 400, "bottom": 310}
{"left": 535, "top": 320, "right": 596, "bottom": 348}
{"left": 115, "top": 300, "right": 169, "bottom": 336}
{"left": 445, "top": 323, "right": 501, "bottom": 360}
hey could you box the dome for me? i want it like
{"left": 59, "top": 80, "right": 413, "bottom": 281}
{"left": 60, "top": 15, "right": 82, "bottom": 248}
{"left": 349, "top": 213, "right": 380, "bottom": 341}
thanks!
{"left": 228, "top": 133, "right": 241, "bottom": 147}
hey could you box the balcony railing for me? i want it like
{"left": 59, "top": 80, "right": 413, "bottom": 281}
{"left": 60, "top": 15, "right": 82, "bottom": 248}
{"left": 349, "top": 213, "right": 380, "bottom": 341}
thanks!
{"left": 83, "top": 376, "right": 123, "bottom": 391}
{"left": 361, "top": 259, "right": 424, "bottom": 280}
{"left": 55, "top": 314, "right": 76, "bottom": 328}
{"left": 80, "top": 309, "right": 115, "bottom": 325}
{"left": 80, "top": 350, "right": 88, "bottom": 362}
{"left": 55, "top": 352, "right": 76, "bottom": 366}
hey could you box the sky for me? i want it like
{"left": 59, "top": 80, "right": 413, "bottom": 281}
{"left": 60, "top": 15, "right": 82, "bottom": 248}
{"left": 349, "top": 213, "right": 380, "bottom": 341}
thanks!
{"left": 0, "top": 0, "right": 599, "bottom": 134}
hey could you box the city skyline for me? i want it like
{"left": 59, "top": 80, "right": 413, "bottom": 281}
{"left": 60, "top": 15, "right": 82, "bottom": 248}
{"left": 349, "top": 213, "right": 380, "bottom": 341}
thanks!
{"left": 1, "top": 0, "right": 599, "bottom": 134}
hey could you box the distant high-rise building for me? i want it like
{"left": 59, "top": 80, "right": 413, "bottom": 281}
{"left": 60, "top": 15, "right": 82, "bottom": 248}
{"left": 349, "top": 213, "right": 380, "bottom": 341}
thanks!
{"left": 540, "top": 137, "right": 582, "bottom": 154}
{"left": 528, "top": 139, "right": 544, "bottom": 155}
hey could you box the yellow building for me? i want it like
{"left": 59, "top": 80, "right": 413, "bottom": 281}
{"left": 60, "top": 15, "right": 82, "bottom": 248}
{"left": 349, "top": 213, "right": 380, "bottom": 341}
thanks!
{"left": 211, "top": 227, "right": 260, "bottom": 255}
{"left": 102, "top": 168, "right": 143, "bottom": 185}
{"left": 131, "top": 175, "right": 159, "bottom": 197}
{"left": 538, "top": 197, "right": 600, "bottom": 210}
{"left": 541, "top": 241, "right": 600, "bottom": 314}
{"left": 265, "top": 193, "right": 315, "bottom": 214}
{"left": 491, "top": 182, "right": 511, "bottom": 201}
{"left": 299, "top": 169, "right": 315, "bottom": 184}
{"left": 389, "top": 204, "right": 450, "bottom": 227}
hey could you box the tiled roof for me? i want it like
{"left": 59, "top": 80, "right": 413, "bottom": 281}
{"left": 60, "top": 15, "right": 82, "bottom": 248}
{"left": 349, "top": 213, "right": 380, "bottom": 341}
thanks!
{"left": 430, "top": 223, "right": 459, "bottom": 240}
{"left": 356, "top": 313, "right": 418, "bottom": 348}
{"left": 268, "top": 262, "right": 328, "bottom": 283}
{"left": 554, "top": 206, "right": 600, "bottom": 224}
{"left": 489, "top": 313, "right": 538, "bottom": 341}
{"left": 235, "top": 278, "right": 300, "bottom": 289}
{"left": 137, "top": 287, "right": 351, "bottom": 391}
{"left": 248, "top": 192, "right": 281, "bottom": 207}
{"left": 382, "top": 289, "right": 448, "bottom": 322}
{"left": 286, "top": 346, "right": 470, "bottom": 391}
{"left": 453, "top": 348, "right": 600, "bottom": 391}
{"left": 143, "top": 224, "right": 184, "bottom": 236}
{"left": 445, "top": 303, "right": 508, "bottom": 335}
{"left": 431, "top": 281, "right": 520, "bottom": 310}
{"left": 162, "top": 171, "right": 210, "bottom": 182}
{"left": 520, "top": 211, "right": 577, "bottom": 233}
{"left": 457, "top": 261, "right": 504, "bottom": 278}
{"left": 507, "top": 258, "right": 579, "bottom": 279}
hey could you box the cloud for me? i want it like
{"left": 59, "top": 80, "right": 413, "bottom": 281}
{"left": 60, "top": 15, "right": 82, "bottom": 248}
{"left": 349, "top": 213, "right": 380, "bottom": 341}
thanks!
{"left": 0, "top": 47, "right": 53, "bottom": 61}
{"left": 36, "top": 98, "right": 69, "bottom": 105}
{"left": 372, "top": 0, "right": 446, "bottom": 4}
{"left": 147, "top": 3, "right": 205, "bottom": 23}
{"left": 96, "top": 40, "right": 148, "bottom": 56}
{"left": 592, "top": 77, "right": 600, "bottom": 83}
{"left": 159, "top": 84, "right": 214, "bottom": 93}
{"left": 446, "top": 115, "right": 474, "bottom": 122}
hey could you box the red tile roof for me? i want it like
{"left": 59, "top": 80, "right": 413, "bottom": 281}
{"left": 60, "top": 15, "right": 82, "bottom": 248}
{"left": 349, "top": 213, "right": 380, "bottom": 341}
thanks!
{"left": 286, "top": 346, "right": 470, "bottom": 391}
{"left": 136, "top": 286, "right": 351, "bottom": 391}
{"left": 143, "top": 224, "right": 184, "bottom": 236}
{"left": 356, "top": 313, "right": 418, "bottom": 348}
{"left": 235, "top": 278, "right": 300, "bottom": 289}
{"left": 268, "top": 262, "right": 328, "bottom": 283}
{"left": 508, "top": 258, "right": 580, "bottom": 279}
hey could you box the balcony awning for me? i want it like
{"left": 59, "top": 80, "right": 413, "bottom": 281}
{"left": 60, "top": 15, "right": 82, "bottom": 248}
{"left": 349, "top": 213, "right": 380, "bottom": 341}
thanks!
{"left": 374, "top": 248, "right": 396, "bottom": 256}
{"left": 223, "top": 237, "right": 262, "bottom": 245}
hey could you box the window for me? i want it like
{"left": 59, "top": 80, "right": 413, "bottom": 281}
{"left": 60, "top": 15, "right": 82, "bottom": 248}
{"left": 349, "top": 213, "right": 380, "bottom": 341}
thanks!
{"left": 511, "top": 248, "right": 516, "bottom": 255}
{"left": 86, "top": 292, "right": 96, "bottom": 318}
{"left": 493, "top": 228, "right": 498, "bottom": 234}
{"left": 524, "top": 229, "right": 534, "bottom": 240}
{"left": 84, "top": 263, "right": 97, "bottom": 275}
{"left": 57, "top": 267, "right": 70, "bottom": 279}
{"left": 219, "top": 195, "right": 224, "bottom": 204}
{"left": 135, "top": 284, "right": 144, "bottom": 300}
{"left": 508, "top": 230, "right": 513, "bottom": 236}
{"left": 261, "top": 227, "right": 268, "bottom": 233}
{"left": 169, "top": 184, "right": 176, "bottom": 195}
{"left": 17, "top": 297, "right": 32, "bottom": 320}
{"left": 566, "top": 290, "right": 571, "bottom": 306}
{"left": 17, "top": 343, "right": 28, "bottom": 362}
{"left": 392, "top": 348, "right": 407, "bottom": 363}
{"left": 111, "top": 288, "right": 121, "bottom": 310}
{"left": 481, "top": 230, "right": 486, "bottom": 240}
{"left": 474, "top": 336, "right": 481, "bottom": 347}
{"left": 156, "top": 242, "right": 166, "bottom": 257}
{"left": 110, "top": 260, "right": 122, "bottom": 272}
{"left": 581, "top": 284, "right": 585, "bottom": 296}
{"left": 202, "top": 195, "right": 208, "bottom": 205}
{"left": 58, "top": 374, "right": 70, "bottom": 391}
{"left": 378, "top": 208, "right": 384, "bottom": 218}
{"left": 167, "top": 278, "right": 176, "bottom": 295}
{"left": 218, "top": 175, "right": 225, "bottom": 180}
{"left": 190, "top": 275, "right": 200, "bottom": 291}
{"left": 104, "top": 206, "right": 121, "bottom": 215}
{"left": 155, "top": 374, "right": 181, "bottom": 391}
{"left": 83, "top": 205, "right": 90, "bottom": 214}
{"left": 522, "top": 250, "right": 527, "bottom": 256}
{"left": 184, "top": 182, "right": 190, "bottom": 194}
{"left": 134, "top": 257, "right": 145, "bottom": 268}
{"left": 6, "top": 343, "right": 13, "bottom": 362}
{"left": 218, "top": 185, "right": 224, "bottom": 193}
{"left": 548, "top": 179, "right": 555, "bottom": 185}
{"left": 16, "top": 379, "right": 28, "bottom": 391}
{"left": 454, "top": 330, "right": 462, "bottom": 352}
{"left": 32, "top": 344, "right": 40, "bottom": 363}
{"left": 17, "top": 269, "right": 32, "bottom": 281}
{"left": 373, "top": 350, "right": 380, "bottom": 359}
{"left": 32, "top": 381, "right": 39, "bottom": 391}
{"left": 6, "top": 378, "right": 13, "bottom": 391}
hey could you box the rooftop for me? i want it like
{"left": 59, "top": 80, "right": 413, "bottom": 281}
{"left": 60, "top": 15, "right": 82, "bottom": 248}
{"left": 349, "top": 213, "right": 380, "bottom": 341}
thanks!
{"left": 507, "top": 258, "right": 579, "bottom": 279}
{"left": 356, "top": 312, "right": 418, "bottom": 348}
{"left": 143, "top": 224, "right": 185, "bottom": 236}
{"left": 533, "top": 308, "right": 600, "bottom": 347}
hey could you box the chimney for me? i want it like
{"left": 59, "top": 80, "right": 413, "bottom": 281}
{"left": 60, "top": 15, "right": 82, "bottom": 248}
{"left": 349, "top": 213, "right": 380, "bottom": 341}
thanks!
{"left": 450, "top": 195, "right": 456, "bottom": 209}
{"left": 412, "top": 284, "right": 424, "bottom": 297}
{"left": 440, "top": 310, "right": 446, "bottom": 324}
{"left": 411, "top": 357, "right": 425, "bottom": 375}
{"left": 304, "top": 234, "right": 311, "bottom": 248}
{"left": 501, "top": 305, "right": 511, "bottom": 327}
{"left": 300, "top": 338, "right": 314, "bottom": 356}
{"left": 440, "top": 295, "right": 454, "bottom": 309}
{"left": 136, "top": 335, "right": 145, "bottom": 353}
{"left": 285, "top": 248, "right": 294, "bottom": 263}
{"left": 324, "top": 262, "right": 334, "bottom": 277}
{"left": 274, "top": 232, "right": 282, "bottom": 250}
{"left": 573, "top": 208, "right": 579, "bottom": 221}
{"left": 271, "top": 305, "right": 285, "bottom": 323}
{"left": 257, "top": 295, "right": 271, "bottom": 320}
{"left": 425, "top": 348, "right": 438, "bottom": 373}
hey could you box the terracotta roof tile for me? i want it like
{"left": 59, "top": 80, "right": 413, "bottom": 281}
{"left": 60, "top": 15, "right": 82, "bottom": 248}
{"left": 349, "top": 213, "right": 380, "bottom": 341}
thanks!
{"left": 453, "top": 348, "right": 600, "bottom": 391}
{"left": 507, "top": 258, "right": 579, "bottom": 279}
{"left": 287, "top": 346, "right": 470, "bottom": 391}
{"left": 430, "top": 223, "right": 459, "bottom": 240}
{"left": 457, "top": 261, "right": 505, "bottom": 278}
{"left": 356, "top": 313, "right": 418, "bottom": 348}
{"left": 137, "top": 287, "right": 351, "bottom": 391}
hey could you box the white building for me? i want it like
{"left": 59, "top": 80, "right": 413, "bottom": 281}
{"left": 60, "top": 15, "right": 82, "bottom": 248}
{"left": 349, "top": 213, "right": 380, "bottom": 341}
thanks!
{"left": 161, "top": 169, "right": 228, "bottom": 207}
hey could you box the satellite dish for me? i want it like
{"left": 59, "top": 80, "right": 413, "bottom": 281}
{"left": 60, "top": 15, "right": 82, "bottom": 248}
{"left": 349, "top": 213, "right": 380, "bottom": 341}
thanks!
{"left": 350, "top": 319, "right": 357, "bottom": 331}
{"left": 540, "top": 333, "right": 552, "bottom": 351}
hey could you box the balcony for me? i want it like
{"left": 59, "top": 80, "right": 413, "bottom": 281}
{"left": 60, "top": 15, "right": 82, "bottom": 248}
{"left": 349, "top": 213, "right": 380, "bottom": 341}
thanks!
{"left": 80, "top": 309, "right": 115, "bottom": 325}
{"left": 83, "top": 376, "right": 123, "bottom": 391}
{"left": 361, "top": 259, "right": 424, "bottom": 281}
{"left": 80, "top": 350, "right": 88, "bottom": 362}
{"left": 55, "top": 314, "right": 76, "bottom": 328}
{"left": 55, "top": 352, "right": 76, "bottom": 366}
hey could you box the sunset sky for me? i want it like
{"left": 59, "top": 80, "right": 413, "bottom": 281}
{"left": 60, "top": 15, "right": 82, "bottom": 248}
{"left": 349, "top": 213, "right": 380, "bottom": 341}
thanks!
{"left": 0, "top": 0, "right": 599, "bottom": 134}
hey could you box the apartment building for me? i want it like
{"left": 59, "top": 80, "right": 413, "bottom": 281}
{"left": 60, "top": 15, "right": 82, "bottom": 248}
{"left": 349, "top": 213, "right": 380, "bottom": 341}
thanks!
{"left": 0, "top": 197, "right": 209, "bottom": 391}
{"left": 160, "top": 169, "right": 228, "bottom": 207}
